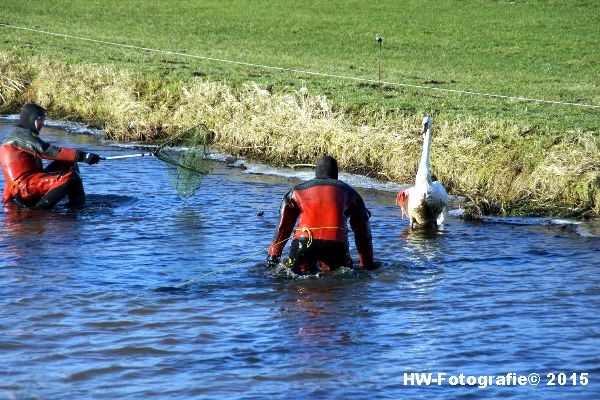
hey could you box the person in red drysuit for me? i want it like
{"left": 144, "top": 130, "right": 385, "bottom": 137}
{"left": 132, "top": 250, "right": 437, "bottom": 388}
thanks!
{"left": 266, "top": 155, "right": 375, "bottom": 274}
{"left": 0, "top": 103, "right": 101, "bottom": 210}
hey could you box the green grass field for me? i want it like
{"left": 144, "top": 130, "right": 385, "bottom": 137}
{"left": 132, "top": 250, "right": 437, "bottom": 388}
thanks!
{"left": 1, "top": 0, "right": 598, "bottom": 130}
{"left": 1, "top": 0, "right": 599, "bottom": 216}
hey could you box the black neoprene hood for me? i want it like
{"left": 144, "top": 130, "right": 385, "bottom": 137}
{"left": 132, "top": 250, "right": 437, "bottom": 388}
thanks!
{"left": 18, "top": 103, "right": 46, "bottom": 133}
{"left": 315, "top": 155, "right": 338, "bottom": 179}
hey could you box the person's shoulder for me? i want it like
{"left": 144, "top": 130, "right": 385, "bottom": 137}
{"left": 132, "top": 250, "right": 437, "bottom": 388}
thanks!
{"left": 2, "top": 125, "right": 26, "bottom": 143}
{"left": 344, "top": 183, "right": 364, "bottom": 201}
{"left": 294, "top": 179, "right": 317, "bottom": 190}
{"left": 295, "top": 178, "right": 340, "bottom": 190}
{"left": 0, "top": 126, "right": 9, "bottom": 144}
{"left": 295, "top": 178, "right": 360, "bottom": 194}
{"left": 10, "top": 125, "right": 32, "bottom": 136}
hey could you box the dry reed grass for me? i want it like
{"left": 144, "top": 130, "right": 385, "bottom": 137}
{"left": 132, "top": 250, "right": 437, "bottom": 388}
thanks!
{"left": 1, "top": 53, "right": 598, "bottom": 217}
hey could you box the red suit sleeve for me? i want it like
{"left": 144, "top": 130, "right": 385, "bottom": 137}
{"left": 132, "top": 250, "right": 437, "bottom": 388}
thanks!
{"left": 267, "top": 190, "right": 300, "bottom": 257}
{"left": 349, "top": 196, "right": 374, "bottom": 268}
{"left": 36, "top": 137, "right": 78, "bottom": 162}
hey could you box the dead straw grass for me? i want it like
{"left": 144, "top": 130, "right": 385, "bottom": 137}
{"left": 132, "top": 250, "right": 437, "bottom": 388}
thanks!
{"left": 1, "top": 53, "right": 598, "bottom": 217}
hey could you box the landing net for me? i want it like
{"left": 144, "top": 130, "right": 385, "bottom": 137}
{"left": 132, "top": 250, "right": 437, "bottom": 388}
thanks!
{"left": 154, "top": 124, "right": 214, "bottom": 199}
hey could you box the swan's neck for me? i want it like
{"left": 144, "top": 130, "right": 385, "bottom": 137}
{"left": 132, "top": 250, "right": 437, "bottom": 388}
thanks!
{"left": 416, "top": 129, "right": 432, "bottom": 184}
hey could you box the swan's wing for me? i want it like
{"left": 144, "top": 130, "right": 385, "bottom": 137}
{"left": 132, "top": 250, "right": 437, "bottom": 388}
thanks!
{"left": 431, "top": 181, "right": 449, "bottom": 225}
{"left": 431, "top": 181, "right": 448, "bottom": 205}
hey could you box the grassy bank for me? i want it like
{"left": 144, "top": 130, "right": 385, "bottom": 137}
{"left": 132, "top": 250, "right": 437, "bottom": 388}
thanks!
{"left": 0, "top": 0, "right": 599, "bottom": 217}
{"left": 1, "top": 54, "right": 598, "bottom": 217}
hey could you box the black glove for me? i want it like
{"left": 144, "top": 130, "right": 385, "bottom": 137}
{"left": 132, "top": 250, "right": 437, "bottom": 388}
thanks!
{"left": 82, "top": 152, "right": 101, "bottom": 165}
{"left": 266, "top": 254, "right": 280, "bottom": 268}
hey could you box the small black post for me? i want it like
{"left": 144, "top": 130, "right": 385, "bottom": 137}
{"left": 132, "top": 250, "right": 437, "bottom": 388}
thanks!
{"left": 376, "top": 33, "right": 383, "bottom": 82}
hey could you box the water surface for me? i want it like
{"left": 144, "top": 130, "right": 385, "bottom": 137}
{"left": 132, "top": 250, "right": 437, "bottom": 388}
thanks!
{"left": 1, "top": 120, "right": 599, "bottom": 399}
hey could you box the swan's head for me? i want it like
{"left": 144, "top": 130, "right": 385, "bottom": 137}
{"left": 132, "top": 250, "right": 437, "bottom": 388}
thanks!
{"left": 421, "top": 115, "right": 432, "bottom": 134}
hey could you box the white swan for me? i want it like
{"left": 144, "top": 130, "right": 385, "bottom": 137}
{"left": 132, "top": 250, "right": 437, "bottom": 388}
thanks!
{"left": 396, "top": 116, "right": 448, "bottom": 228}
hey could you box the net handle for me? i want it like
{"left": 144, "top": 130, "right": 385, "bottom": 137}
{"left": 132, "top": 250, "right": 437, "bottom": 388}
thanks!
{"left": 99, "top": 124, "right": 209, "bottom": 161}
{"left": 100, "top": 153, "right": 155, "bottom": 160}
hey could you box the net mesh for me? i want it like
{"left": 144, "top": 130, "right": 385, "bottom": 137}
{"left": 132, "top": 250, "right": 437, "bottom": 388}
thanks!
{"left": 154, "top": 124, "right": 214, "bottom": 199}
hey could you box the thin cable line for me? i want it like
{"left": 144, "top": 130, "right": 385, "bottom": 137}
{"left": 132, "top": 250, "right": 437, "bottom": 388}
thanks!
{"left": 1, "top": 23, "right": 598, "bottom": 109}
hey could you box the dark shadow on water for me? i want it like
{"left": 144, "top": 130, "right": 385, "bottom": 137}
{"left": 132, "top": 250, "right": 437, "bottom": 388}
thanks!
{"left": 376, "top": 260, "right": 410, "bottom": 272}
{"left": 2, "top": 194, "right": 137, "bottom": 215}
{"left": 73, "top": 194, "right": 139, "bottom": 211}
{"left": 173, "top": 206, "right": 203, "bottom": 229}
{"left": 2, "top": 203, "right": 77, "bottom": 233}
{"left": 1, "top": 195, "right": 140, "bottom": 242}
{"left": 152, "top": 285, "right": 188, "bottom": 293}
{"left": 400, "top": 226, "right": 448, "bottom": 241}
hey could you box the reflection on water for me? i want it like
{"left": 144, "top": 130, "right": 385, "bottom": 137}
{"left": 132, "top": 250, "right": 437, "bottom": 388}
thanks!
{"left": 1, "top": 121, "right": 599, "bottom": 399}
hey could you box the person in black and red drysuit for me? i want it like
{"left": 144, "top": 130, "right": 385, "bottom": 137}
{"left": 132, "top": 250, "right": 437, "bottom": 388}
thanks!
{"left": 266, "top": 155, "right": 376, "bottom": 274}
{"left": 0, "top": 103, "right": 101, "bottom": 210}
